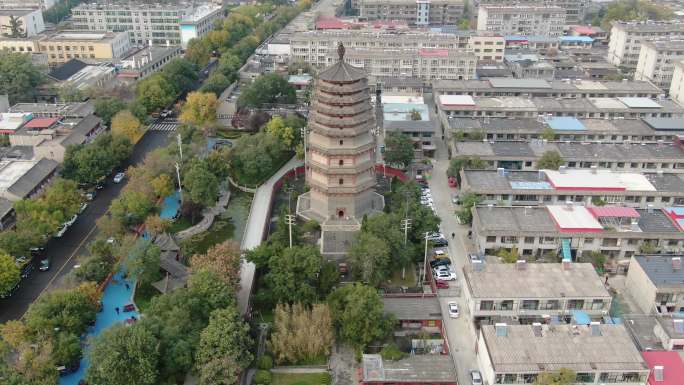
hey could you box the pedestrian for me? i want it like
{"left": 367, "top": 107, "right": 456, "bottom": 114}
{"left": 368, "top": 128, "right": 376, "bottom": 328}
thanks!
{"left": 125, "top": 283, "right": 130, "bottom": 290}
{"left": 115, "top": 307, "right": 119, "bottom": 314}
{"left": 451, "top": 232, "right": 455, "bottom": 239}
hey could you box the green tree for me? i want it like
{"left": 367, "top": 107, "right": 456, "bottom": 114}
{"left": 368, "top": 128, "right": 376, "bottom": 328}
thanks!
{"left": 264, "top": 245, "right": 322, "bottom": 305}
{"left": 136, "top": 72, "right": 177, "bottom": 114}
{"left": 180, "top": 91, "right": 218, "bottom": 129}
{"left": 0, "top": 227, "right": 42, "bottom": 259}
{"left": 588, "top": 251, "right": 606, "bottom": 269}
{"left": 327, "top": 284, "right": 393, "bottom": 351}
{"left": 196, "top": 307, "right": 253, "bottom": 369}
{"left": 94, "top": 97, "right": 127, "bottom": 126}
{"left": 640, "top": 241, "right": 659, "bottom": 254}
{"left": 264, "top": 115, "right": 298, "bottom": 148}
{"left": 127, "top": 241, "right": 161, "bottom": 286}
{"left": 537, "top": 150, "right": 565, "bottom": 170}
{"left": 2, "top": 15, "right": 25, "bottom": 38}
{"left": 604, "top": 73, "right": 625, "bottom": 81}
{"left": 198, "top": 357, "right": 241, "bottom": 385}
{"left": 408, "top": 109, "right": 422, "bottom": 120}
{"left": 24, "top": 284, "right": 98, "bottom": 338}
{"left": 162, "top": 58, "right": 199, "bottom": 94}
{"left": 186, "top": 38, "right": 212, "bottom": 68}
{"left": 384, "top": 132, "right": 414, "bottom": 168}
{"left": 183, "top": 159, "right": 219, "bottom": 207}
{"left": 457, "top": 18, "right": 470, "bottom": 30}
{"left": 229, "top": 132, "right": 288, "bottom": 186}
{"left": 237, "top": 73, "right": 297, "bottom": 108}
{"left": 200, "top": 72, "right": 232, "bottom": 95}
{"left": 0, "top": 252, "right": 20, "bottom": 296}
{"left": 150, "top": 173, "right": 174, "bottom": 198}
{"left": 0, "top": 51, "right": 44, "bottom": 104}
{"left": 456, "top": 193, "right": 482, "bottom": 225}
{"left": 52, "top": 332, "right": 81, "bottom": 367}
{"left": 87, "top": 324, "right": 160, "bottom": 385}
{"left": 497, "top": 247, "right": 520, "bottom": 263}
{"left": 62, "top": 133, "right": 132, "bottom": 184}
{"left": 533, "top": 368, "right": 576, "bottom": 385}
{"left": 190, "top": 240, "right": 242, "bottom": 291}
{"left": 599, "top": 0, "right": 672, "bottom": 29}
{"left": 348, "top": 232, "right": 390, "bottom": 286}
{"left": 110, "top": 190, "right": 154, "bottom": 226}
{"left": 447, "top": 156, "right": 487, "bottom": 177}
{"left": 540, "top": 127, "right": 556, "bottom": 140}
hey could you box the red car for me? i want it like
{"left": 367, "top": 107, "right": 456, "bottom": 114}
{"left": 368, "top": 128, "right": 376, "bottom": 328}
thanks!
{"left": 435, "top": 280, "right": 449, "bottom": 289}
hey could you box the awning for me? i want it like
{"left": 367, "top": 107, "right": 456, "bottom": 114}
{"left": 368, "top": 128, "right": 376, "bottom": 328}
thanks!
{"left": 587, "top": 206, "right": 640, "bottom": 218}
{"left": 572, "top": 310, "right": 591, "bottom": 325}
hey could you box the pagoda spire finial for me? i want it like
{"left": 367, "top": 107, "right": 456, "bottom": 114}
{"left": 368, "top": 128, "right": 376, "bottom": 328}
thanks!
{"left": 337, "top": 42, "right": 345, "bottom": 61}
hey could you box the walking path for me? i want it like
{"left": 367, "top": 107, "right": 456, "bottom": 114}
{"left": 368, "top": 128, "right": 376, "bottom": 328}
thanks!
{"left": 176, "top": 186, "right": 231, "bottom": 240}
{"left": 237, "top": 157, "right": 303, "bottom": 315}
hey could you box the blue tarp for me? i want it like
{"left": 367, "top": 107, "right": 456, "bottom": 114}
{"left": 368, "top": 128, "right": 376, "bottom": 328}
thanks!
{"left": 560, "top": 36, "right": 594, "bottom": 43}
{"left": 546, "top": 117, "right": 586, "bottom": 131}
{"left": 572, "top": 310, "right": 591, "bottom": 325}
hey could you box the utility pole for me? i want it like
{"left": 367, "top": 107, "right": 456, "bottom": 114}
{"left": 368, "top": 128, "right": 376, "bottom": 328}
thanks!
{"left": 422, "top": 231, "right": 430, "bottom": 287}
{"left": 285, "top": 214, "right": 296, "bottom": 248}
{"left": 300, "top": 126, "right": 308, "bottom": 181}
{"left": 400, "top": 218, "right": 411, "bottom": 279}
{"left": 175, "top": 162, "right": 183, "bottom": 204}
{"left": 177, "top": 133, "right": 183, "bottom": 163}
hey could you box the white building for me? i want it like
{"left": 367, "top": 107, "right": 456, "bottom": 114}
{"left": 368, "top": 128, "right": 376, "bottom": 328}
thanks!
{"left": 477, "top": 323, "right": 649, "bottom": 385}
{"left": 0, "top": 9, "right": 44, "bottom": 37}
{"left": 477, "top": 0, "right": 587, "bottom": 25}
{"left": 608, "top": 21, "right": 684, "bottom": 70}
{"left": 355, "top": 0, "right": 465, "bottom": 26}
{"left": 670, "top": 60, "right": 684, "bottom": 106}
{"left": 635, "top": 40, "right": 684, "bottom": 90}
{"left": 0, "top": 0, "right": 55, "bottom": 10}
{"left": 71, "top": 2, "right": 222, "bottom": 46}
{"left": 477, "top": 6, "right": 566, "bottom": 37}
{"left": 625, "top": 255, "right": 684, "bottom": 315}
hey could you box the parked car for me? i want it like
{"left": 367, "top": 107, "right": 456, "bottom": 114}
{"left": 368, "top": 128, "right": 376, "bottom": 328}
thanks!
{"left": 39, "top": 258, "right": 50, "bottom": 272}
{"left": 85, "top": 191, "right": 96, "bottom": 201}
{"left": 469, "top": 254, "right": 480, "bottom": 263}
{"left": 113, "top": 172, "right": 125, "bottom": 183}
{"left": 470, "top": 370, "right": 483, "bottom": 385}
{"left": 452, "top": 194, "right": 460, "bottom": 204}
{"left": 432, "top": 238, "right": 449, "bottom": 247}
{"left": 448, "top": 302, "right": 459, "bottom": 318}
{"left": 95, "top": 181, "right": 105, "bottom": 190}
{"left": 29, "top": 247, "right": 44, "bottom": 256}
{"left": 55, "top": 224, "right": 68, "bottom": 238}
{"left": 430, "top": 258, "right": 451, "bottom": 269}
{"left": 65, "top": 214, "right": 78, "bottom": 227}
{"left": 79, "top": 203, "right": 88, "bottom": 214}
{"left": 433, "top": 249, "right": 448, "bottom": 258}
{"left": 433, "top": 266, "right": 457, "bottom": 281}
{"left": 435, "top": 280, "right": 449, "bottom": 289}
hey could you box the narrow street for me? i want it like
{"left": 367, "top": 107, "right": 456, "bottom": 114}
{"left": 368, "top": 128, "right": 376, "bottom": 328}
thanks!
{"left": 0, "top": 130, "right": 173, "bottom": 323}
{"left": 427, "top": 138, "right": 480, "bottom": 385}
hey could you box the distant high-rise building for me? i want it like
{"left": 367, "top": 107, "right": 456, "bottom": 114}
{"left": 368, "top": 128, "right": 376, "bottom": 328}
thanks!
{"left": 477, "top": 5, "right": 565, "bottom": 37}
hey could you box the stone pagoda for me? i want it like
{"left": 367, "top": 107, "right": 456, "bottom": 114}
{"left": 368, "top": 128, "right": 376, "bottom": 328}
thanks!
{"left": 297, "top": 43, "right": 384, "bottom": 258}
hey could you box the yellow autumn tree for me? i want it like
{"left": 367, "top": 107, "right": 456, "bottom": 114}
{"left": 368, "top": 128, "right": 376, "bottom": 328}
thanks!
{"left": 111, "top": 109, "right": 144, "bottom": 144}
{"left": 150, "top": 173, "right": 174, "bottom": 198}
{"left": 268, "top": 302, "right": 334, "bottom": 365}
{"left": 180, "top": 91, "right": 218, "bottom": 129}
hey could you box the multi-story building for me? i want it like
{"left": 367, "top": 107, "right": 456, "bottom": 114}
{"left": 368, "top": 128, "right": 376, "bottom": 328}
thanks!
{"left": 446, "top": 116, "right": 683, "bottom": 143}
{"left": 636, "top": 40, "right": 684, "bottom": 90}
{"left": 463, "top": 261, "right": 611, "bottom": 324}
{"left": 477, "top": 6, "right": 566, "bottom": 37}
{"left": 451, "top": 141, "right": 684, "bottom": 173}
{"left": 608, "top": 21, "right": 684, "bottom": 70}
{"left": 71, "top": 2, "right": 222, "bottom": 47}
{"left": 670, "top": 60, "right": 684, "bottom": 106}
{"left": 436, "top": 94, "right": 684, "bottom": 120}
{"left": 1, "top": 30, "right": 131, "bottom": 67}
{"left": 0, "top": 8, "right": 44, "bottom": 37}
{"left": 8, "top": 101, "right": 94, "bottom": 118}
{"left": 355, "top": 0, "right": 464, "bottom": 26}
{"left": 626, "top": 255, "right": 684, "bottom": 315}
{"left": 0, "top": 0, "right": 56, "bottom": 10}
{"left": 434, "top": 78, "right": 664, "bottom": 99}
{"left": 381, "top": 95, "right": 436, "bottom": 157}
{"left": 477, "top": 0, "right": 587, "bottom": 25}
{"left": 289, "top": 29, "right": 505, "bottom": 67}
{"left": 460, "top": 168, "right": 684, "bottom": 208}
{"left": 471, "top": 204, "right": 684, "bottom": 260}
{"left": 117, "top": 45, "right": 182, "bottom": 80}
{"left": 504, "top": 52, "right": 555, "bottom": 80}
{"left": 477, "top": 323, "right": 649, "bottom": 385}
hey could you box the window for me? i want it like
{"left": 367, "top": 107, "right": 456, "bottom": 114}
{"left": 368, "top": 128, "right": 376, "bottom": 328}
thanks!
{"left": 486, "top": 236, "right": 497, "bottom": 243}
{"left": 480, "top": 300, "right": 493, "bottom": 310}
{"left": 338, "top": 179, "right": 343, "bottom": 185}
{"left": 521, "top": 300, "right": 539, "bottom": 310}
{"left": 524, "top": 237, "right": 535, "bottom": 244}
{"left": 544, "top": 300, "right": 560, "bottom": 310}
{"left": 338, "top": 159, "right": 344, "bottom": 166}
{"left": 567, "top": 299, "right": 584, "bottom": 310}
{"left": 591, "top": 299, "right": 604, "bottom": 310}
{"left": 575, "top": 373, "right": 595, "bottom": 383}
{"left": 339, "top": 140, "right": 343, "bottom": 145}
{"left": 584, "top": 238, "right": 594, "bottom": 244}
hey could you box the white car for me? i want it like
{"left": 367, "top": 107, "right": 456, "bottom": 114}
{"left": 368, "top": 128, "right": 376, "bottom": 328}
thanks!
{"left": 434, "top": 268, "right": 457, "bottom": 281}
{"left": 65, "top": 214, "right": 78, "bottom": 227}
{"left": 434, "top": 249, "right": 447, "bottom": 257}
{"left": 470, "top": 370, "right": 483, "bottom": 385}
{"left": 55, "top": 224, "right": 68, "bottom": 238}
{"left": 448, "top": 302, "right": 459, "bottom": 318}
{"left": 79, "top": 203, "right": 88, "bottom": 214}
{"left": 113, "top": 172, "right": 125, "bottom": 183}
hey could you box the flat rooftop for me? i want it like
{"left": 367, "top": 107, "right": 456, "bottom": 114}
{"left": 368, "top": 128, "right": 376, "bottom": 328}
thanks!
{"left": 0, "top": 160, "right": 36, "bottom": 191}
{"left": 383, "top": 103, "right": 430, "bottom": 122}
{"left": 632, "top": 255, "right": 684, "bottom": 289}
{"left": 438, "top": 96, "right": 683, "bottom": 113}
{"left": 382, "top": 297, "right": 442, "bottom": 321}
{"left": 464, "top": 262, "right": 610, "bottom": 299}
{"left": 433, "top": 78, "right": 662, "bottom": 93}
{"left": 362, "top": 354, "right": 457, "bottom": 383}
{"left": 547, "top": 204, "right": 604, "bottom": 232}
{"left": 544, "top": 169, "right": 656, "bottom": 191}
{"left": 481, "top": 324, "right": 648, "bottom": 372}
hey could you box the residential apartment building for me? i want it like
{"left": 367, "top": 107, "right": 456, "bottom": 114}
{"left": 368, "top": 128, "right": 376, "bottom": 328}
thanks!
{"left": 0, "top": 30, "right": 131, "bottom": 67}
{"left": 460, "top": 169, "right": 684, "bottom": 208}
{"left": 477, "top": 6, "right": 566, "bottom": 37}
{"left": 471, "top": 204, "right": 684, "bottom": 260}
{"left": 626, "top": 255, "right": 684, "bottom": 315}
{"left": 117, "top": 45, "right": 182, "bottom": 80}
{"left": 477, "top": 324, "right": 649, "bottom": 385}
{"left": 381, "top": 95, "right": 436, "bottom": 157}
{"left": 71, "top": 2, "right": 222, "bottom": 47}
{"left": 463, "top": 262, "right": 611, "bottom": 324}
{"left": 636, "top": 40, "right": 684, "bottom": 90}
{"left": 670, "top": 61, "right": 684, "bottom": 106}
{"left": 451, "top": 141, "right": 684, "bottom": 173}
{"left": 355, "top": 0, "right": 465, "bottom": 26}
{"left": 0, "top": 0, "right": 56, "bottom": 10}
{"left": 436, "top": 94, "right": 684, "bottom": 120}
{"left": 434, "top": 78, "right": 664, "bottom": 99}
{"left": 477, "top": 0, "right": 587, "bottom": 24}
{"left": 608, "top": 21, "right": 684, "bottom": 70}
{"left": 0, "top": 8, "right": 44, "bottom": 37}
{"left": 289, "top": 29, "right": 504, "bottom": 68}
{"left": 8, "top": 101, "right": 95, "bottom": 119}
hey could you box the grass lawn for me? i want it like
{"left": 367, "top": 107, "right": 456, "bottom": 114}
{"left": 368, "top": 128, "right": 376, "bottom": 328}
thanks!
{"left": 181, "top": 218, "right": 234, "bottom": 256}
{"left": 167, "top": 216, "right": 193, "bottom": 234}
{"left": 386, "top": 268, "right": 417, "bottom": 288}
{"left": 133, "top": 282, "right": 159, "bottom": 313}
{"left": 271, "top": 372, "right": 331, "bottom": 385}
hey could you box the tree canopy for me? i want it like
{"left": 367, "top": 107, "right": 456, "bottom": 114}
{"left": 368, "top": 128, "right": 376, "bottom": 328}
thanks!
{"left": 0, "top": 51, "right": 44, "bottom": 104}
{"left": 180, "top": 91, "right": 218, "bottom": 129}
{"left": 537, "top": 150, "right": 565, "bottom": 170}
{"left": 384, "top": 132, "right": 414, "bottom": 169}
{"left": 111, "top": 110, "right": 144, "bottom": 144}
{"left": 597, "top": 0, "right": 672, "bottom": 30}
{"left": 228, "top": 131, "right": 288, "bottom": 186}
{"left": 348, "top": 232, "right": 390, "bottom": 286}
{"left": 0, "top": 251, "right": 20, "bottom": 296}
{"left": 238, "top": 74, "right": 297, "bottom": 108}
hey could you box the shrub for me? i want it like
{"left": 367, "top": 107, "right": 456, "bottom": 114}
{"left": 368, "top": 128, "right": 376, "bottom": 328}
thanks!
{"left": 257, "top": 355, "right": 273, "bottom": 370}
{"left": 380, "top": 343, "right": 406, "bottom": 361}
{"left": 254, "top": 370, "right": 272, "bottom": 385}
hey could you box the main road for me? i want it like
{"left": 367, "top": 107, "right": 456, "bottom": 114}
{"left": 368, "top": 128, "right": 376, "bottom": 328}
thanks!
{"left": 0, "top": 130, "right": 173, "bottom": 323}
